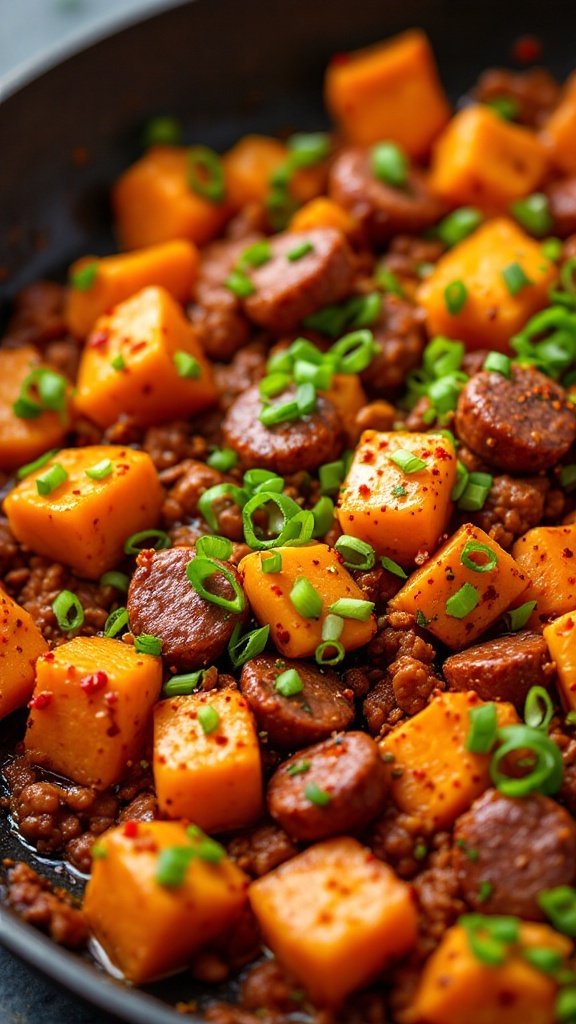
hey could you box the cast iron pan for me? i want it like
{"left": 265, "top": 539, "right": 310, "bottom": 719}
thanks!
{"left": 1, "top": 0, "right": 576, "bottom": 1020}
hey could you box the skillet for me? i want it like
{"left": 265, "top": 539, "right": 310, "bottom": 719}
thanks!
{"left": 1, "top": 0, "right": 576, "bottom": 1019}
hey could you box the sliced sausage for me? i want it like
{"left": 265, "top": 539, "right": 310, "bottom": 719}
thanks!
{"left": 472, "top": 68, "right": 560, "bottom": 128}
{"left": 267, "top": 731, "right": 388, "bottom": 841}
{"left": 189, "top": 235, "right": 259, "bottom": 361}
{"left": 361, "top": 294, "right": 425, "bottom": 397}
{"left": 328, "top": 148, "right": 446, "bottom": 246}
{"left": 242, "top": 228, "right": 355, "bottom": 333}
{"left": 239, "top": 655, "right": 354, "bottom": 749}
{"left": 545, "top": 177, "right": 576, "bottom": 239}
{"left": 455, "top": 365, "right": 576, "bottom": 473}
{"left": 127, "top": 546, "right": 247, "bottom": 671}
{"left": 443, "top": 631, "right": 555, "bottom": 710}
{"left": 222, "top": 382, "right": 344, "bottom": 474}
{"left": 454, "top": 789, "right": 576, "bottom": 919}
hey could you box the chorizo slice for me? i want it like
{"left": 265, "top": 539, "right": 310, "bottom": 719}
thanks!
{"left": 222, "top": 382, "right": 344, "bottom": 474}
{"left": 189, "top": 235, "right": 259, "bottom": 361}
{"left": 242, "top": 228, "right": 355, "bottom": 333}
{"left": 127, "top": 546, "right": 247, "bottom": 671}
{"left": 329, "top": 148, "right": 446, "bottom": 246}
{"left": 455, "top": 365, "right": 576, "bottom": 473}
{"left": 545, "top": 177, "right": 576, "bottom": 239}
{"left": 239, "top": 655, "right": 354, "bottom": 749}
{"left": 454, "top": 789, "right": 576, "bottom": 919}
{"left": 267, "top": 731, "right": 388, "bottom": 841}
{"left": 443, "top": 631, "right": 555, "bottom": 710}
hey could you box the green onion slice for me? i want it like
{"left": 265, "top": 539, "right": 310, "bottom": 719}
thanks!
{"left": 134, "top": 634, "right": 162, "bottom": 656}
{"left": 242, "top": 491, "right": 312, "bottom": 550}
{"left": 371, "top": 141, "right": 409, "bottom": 188}
{"left": 85, "top": 459, "right": 114, "bottom": 480}
{"left": 315, "top": 639, "right": 345, "bottom": 665}
{"left": 52, "top": 590, "right": 84, "bottom": 632}
{"left": 389, "top": 449, "right": 427, "bottom": 474}
{"left": 228, "top": 623, "right": 270, "bottom": 669}
{"left": 173, "top": 351, "right": 201, "bottom": 378}
{"left": 188, "top": 145, "right": 226, "bottom": 203}
{"left": 36, "top": 463, "right": 68, "bottom": 496}
{"left": 334, "top": 535, "right": 376, "bottom": 570}
{"left": 162, "top": 670, "right": 205, "bottom": 697}
{"left": 327, "top": 598, "right": 374, "bottom": 621}
{"left": 460, "top": 541, "right": 498, "bottom": 574}
{"left": 195, "top": 535, "right": 233, "bottom": 561}
{"left": 261, "top": 551, "right": 282, "bottom": 574}
{"left": 289, "top": 577, "right": 323, "bottom": 619}
{"left": 466, "top": 703, "right": 498, "bottom": 754}
{"left": 275, "top": 669, "right": 304, "bottom": 697}
{"left": 524, "top": 685, "right": 554, "bottom": 731}
{"left": 104, "top": 606, "right": 129, "bottom": 638}
{"left": 445, "top": 582, "right": 480, "bottom": 619}
{"left": 198, "top": 704, "right": 220, "bottom": 734}
{"left": 381, "top": 556, "right": 408, "bottom": 579}
{"left": 124, "top": 529, "right": 171, "bottom": 555}
{"left": 483, "top": 352, "right": 512, "bottom": 377}
{"left": 186, "top": 557, "right": 245, "bottom": 614}
{"left": 490, "top": 724, "right": 564, "bottom": 797}
{"left": 539, "top": 886, "right": 576, "bottom": 937}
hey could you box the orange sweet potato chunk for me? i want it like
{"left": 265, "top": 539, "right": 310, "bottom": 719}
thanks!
{"left": 65, "top": 240, "right": 199, "bottom": 338}
{"left": 0, "top": 346, "right": 71, "bottom": 473}
{"left": 3, "top": 445, "right": 163, "bottom": 579}
{"left": 325, "top": 30, "right": 450, "bottom": 154}
{"left": 289, "top": 197, "right": 358, "bottom": 237}
{"left": 337, "top": 430, "right": 457, "bottom": 566}
{"left": 153, "top": 688, "right": 263, "bottom": 833}
{"left": 25, "top": 636, "right": 162, "bottom": 788}
{"left": 75, "top": 286, "right": 216, "bottom": 428}
{"left": 544, "top": 611, "right": 576, "bottom": 712}
{"left": 418, "top": 218, "right": 557, "bottom": 351}
{"left": 430, "top": 105, "right": 548, "bottom": 210}
{"left": 83, "top": 820, "right": 249, "bottom": 983}
{"left": 113, "top": 146, "right": 231, "bottom": 250}
{"left": 380, "top": 691, "right": 518, "bottom": 829}
{"left": 321, "top": 373, "right": 367, "bottom": 445}
{"left": 412, "top": 922, "right": 571, "bottom": 1024}
{"left": 239, "top": 543, "right": 376, "bottom": 659}
{"left": 0, "top": 589, "right": 47, "bottom": 719}
{"left": 513, "top": 524, "right": 576, "bottom": 628}
{"left": 543, "top": 72, "right": 576, "bottom": 175}
{"left": 391, "top": 523, "right": 530, "bottom": 649}
{"left": 250, "top": 837, "right": 417, "bottom": 1005}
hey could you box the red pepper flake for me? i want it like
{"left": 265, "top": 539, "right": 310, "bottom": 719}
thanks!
{"left": 123, "top": 821, "right": 139, "bottom": 839}
{"left": 88, "top": 329, "right": 109, "bottom": 349}
{"left": 104, "top": 690, "right": 119, "bottom": 706}
{"left": 563, "top": 548, "right": 574, "bottom": 559}
{"left": 360, "top": 451, "right": 375, "bottom": 463}
{"left": 434, "top": 446, "right": 451, "bottom": 461}
{"left": 270, "top": 585, "right": 283, "bottom": 597}
{"left": 359, "top": 484, "right": 371, "bottom": 497}
{"left": 29, "top": 690, "right": 53, "bottom": 710}
{"left": 512, "top": 34, "right": 541, "bottom": 64}
{"left": 80, "top": 670, "right": 108, "bottom": 695}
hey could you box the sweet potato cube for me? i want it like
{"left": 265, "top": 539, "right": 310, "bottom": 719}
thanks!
{"left": 513, "top": 525, "right": 576, "bottom": 629}
{"left": 543, "top": 72, "right": 576, "bottom": 175}
{"left": 0, "top": 590, "right": 47, "bottom": 719}
{"left": 113, "top": 145, "right": 231, "bottom": 250}
{"left": 321, "top": 373, "right": 367, "bottom": 445}
{"left": 544, "top": 611, "right": 576, "bottom": 711}
{"left": 337, "top": 430, "right": 457, "bottom": 566}
{"left": 83, "top": 820, "right": 249, "bottom": 983}
{"left": 289, "top": 197, "right": 358, "bottom": 237}
{"left": 224, "top": 134, "right": 325, "bottom": 211}
{"left": 325, "top": 30, "right": 450, "bottom": 154}
{"left": 380, "top": 692, "right": 518, "bottom": 829}
{"left": 154, "top": 688, "right": 263, "bottom": 832}
{"left": 412, "top": 922, "right": 571, "bottom": 1024}
{"left": 0, "top": 346, "right": 71, "bottom": 473}
{"left": 75, "top": 286, "right": 216, "bottom": 429}
{"left": 391, "top": 523, "right": 530, "bottom": 648}
{"left": 25, "top": 636, "right": 162, "bottom": 788}
{"left": 3, "top": 445, "right": 162, "bottom": 579}
{"left": 239, "top": 543, "right": 376, "bottom": 659}
{"left": 418, "top": 218, "right": 558, "bottom": 351}
{"left": 65, "top": 240, "right": 199, "bottom": 338}
{"left": 429, "top": 105, "right": 547, "bottom": 210}
{"left": 250, "top": 837, "right": 417, "bottom": 1005}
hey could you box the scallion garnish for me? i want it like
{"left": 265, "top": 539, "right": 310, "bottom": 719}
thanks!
{"left": 195, "top": 535, "right": 233, "bottom": 561}
{"left": 381, "top": 556, "right": 408, "bottom": 579}
{"left": 275, "top": 669, "right": 304, "bottom": 697}
{"left": 304, "top": 782, "right": 331, "bottom": 807}
{"left": 198, "top": 704, "right": 220, "bottom": 734}
{"left": 228, "top": 623, "right": 270, "bottom": 668}
{"left": 502, "top": 261, "right": 532, "bottom": 296}
{"left": 466, "top": 703, "right": 498, "bottom": 754}
{"left": 85, "top": 459, "right": 114, "bottom": 480}
{"left": 52, "top": 590, "right": 84, "bottom": 632}
{"left": 187, "top": 145, "right": 226, "bottom": 203}
{"left": 124, "top": 529, "right": 171, "bottom": 555}
{"left": 70, "top": 262, "right": 99, "bottom": 291}
{"left": 327, "top": 597, "right": 374, "bottom": 621}
{"left": 289, "top": 577, "right": 323, "bottom": 619}
{"left": 371, "top": 141, "right": 409, "bottom": 188}
{"left": 173, "top": 351, "right": 201, "bottom": 379}
{"left": 460, "top": 540, "right": 498, "bottom": 573}
{"left": 134, "top": 634, "right": 162, "bottom": 656}
{"left": 334, "top": 535, "right": 376, "bottom": 570}
{"left": 104, "top": 606, "right": 129, "bottom": 638}
{"left": 445, "top": 582, "right": 480, "bottom": 619}
{"left": 524, "top": 685, "right": 554, "bottom": 731}
{"left": 388, "top": 449, "right": 427, "bottom": 474}
{"left": 36, "top": 463, "right": 68, "bottom": 496}
{"left": 510, "top": 193, "right": 553, "bottom": 237}
{"left": 162, "top": 670, "right": 204, "bottom": 697}
{"left": 444, "top": 279, "right": 468, "bottom": 315}
{"left": 186, "top": 556, "right": 245, "bottom": 614}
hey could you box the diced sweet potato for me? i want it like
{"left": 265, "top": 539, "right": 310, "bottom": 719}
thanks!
{"left": 380, "top": 691, "right": 518, "bottom": 829}
{"left": 113, "top": 145, "right": 231, "bottom": 250}
{"left": 153, "top": 688, "right": 263, "bottom": 833}
{"left": 337, "top": 430, "right": 457, "bottom": 566}
{"left": 0, "top": 346, "right": 71, "bottom": 472}
{"left": 0, "top": 589, "right": 48, "bottom": 719}
{"left": 544, "top": 611, "right": 576, "bottom": 711}
{"left": 249, "top": 836, "right": 418, "bottom": 1005}
{"left": 513, "top": 524, "right": 576, "bottom": 628}
{"left": 65, "top": 240, "right": 199, "bottom": 338}
{"left": 83, "top": 820, "right": 249, "bottom": 983}
{"left": 418, "top": 218, "right": 558, "bottom": 351}
{"left": 391, "top": 523, "right": 530, "bottom": 649}
{"left": 321, "top": 373, "right": 367, "bottom": 445}
{"left": 25, "top": 636, "right": 162, "bottom": 788}
{"left": 239, "top": 542, "right": 376, "bottom": 659}
{"left": 224, "top": 134, "right": 325, "bottom": 211}
{"left": 75, "top": 286, "right": 216, "bottom": 428}
{"left": 429, "top": 105, "right": 548, "bottom": 210}
{"left": 542, "top": 72, "right": 576, "bottom": 175}
{"left": 3, "top": 445, "right": 162, "bottom": 579}
{"left": 412, "top": 921, "right": 571, "bottom": 1024}
{"left": 290, "top": 197, "right": 358, "bottom": 237}
{"left": 325, "top": 30, "right": 450, "bottom": 155}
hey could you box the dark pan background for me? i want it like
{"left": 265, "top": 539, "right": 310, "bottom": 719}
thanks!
{"left": 1, "top": 0, "right": 576, "bottom": 1020}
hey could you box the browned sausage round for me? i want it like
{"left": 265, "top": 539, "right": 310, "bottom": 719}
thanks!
{"left": 361, "top": 294, "right": 425, "bottom": 397}
{"left": 443, "top": 631, "right": 555, "bottom": 711}
{"left": 267, "top": 731, "right": 388, "bottom": 841}
{"left": 240, "top": 655, "right": 354, "bottom": 749}
{"left": 454, "top": 789, "right": 576, "bottom": 919}
{"left": 545, "top": 177, "right": 576, "bottom": 239}
{"left": 328, "top": 148, "right": 446, "bottom": 246}
{"left": 242, "top": 228, "right": 355, "bottom": 333}
{"left": 455, "top": 365, "right": 576, "bottom": 473}
{"left": 189, "top": 235, "right": 260, "bottom": 361}
{"left": 127, "top": 546, "right": 247, "bottom": 671}
{"left": 222, "top": 383, "right": 344, "bottom": 474}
